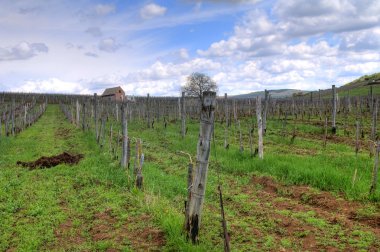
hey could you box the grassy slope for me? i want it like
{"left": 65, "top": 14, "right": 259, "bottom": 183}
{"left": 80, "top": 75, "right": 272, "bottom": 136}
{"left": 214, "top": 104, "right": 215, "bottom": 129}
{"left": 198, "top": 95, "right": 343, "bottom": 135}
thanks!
{"left": 1, "top": 105, "right": 379, "bottom": 251}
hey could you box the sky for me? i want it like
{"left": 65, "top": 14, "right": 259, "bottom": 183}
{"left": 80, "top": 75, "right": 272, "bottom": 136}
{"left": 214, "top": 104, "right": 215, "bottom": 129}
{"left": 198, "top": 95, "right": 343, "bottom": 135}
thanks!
{"left": 0, "top": 0, "right": 379, "bottom": 96}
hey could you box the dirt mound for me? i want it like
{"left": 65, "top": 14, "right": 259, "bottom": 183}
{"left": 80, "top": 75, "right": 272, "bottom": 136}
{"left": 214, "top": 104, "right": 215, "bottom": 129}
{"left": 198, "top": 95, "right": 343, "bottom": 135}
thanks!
{"left": 16, "top": 152, "right": 83, "bottom": 169}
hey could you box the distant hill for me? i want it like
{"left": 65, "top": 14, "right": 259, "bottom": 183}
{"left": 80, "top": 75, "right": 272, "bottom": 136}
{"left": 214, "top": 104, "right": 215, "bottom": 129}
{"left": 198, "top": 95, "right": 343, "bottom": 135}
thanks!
{"left": 232, "top": 89, "right": 307, "bottom": 99}
{"left": 342, "top": 72, "right": 380, "bottom": 89}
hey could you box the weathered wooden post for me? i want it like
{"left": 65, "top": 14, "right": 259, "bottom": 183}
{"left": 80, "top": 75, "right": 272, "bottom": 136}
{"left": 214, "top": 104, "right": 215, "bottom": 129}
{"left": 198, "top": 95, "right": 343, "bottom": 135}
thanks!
{"left": 115, "top": 103, "right": 119, "bottom": 122}
{"left": 76, "top": 99, "right": 80, "bottom": 127}
{"left": 323, "top": 116, "right": 328, "bottom": 148}
{"left": 181, "top": 92, "right": 186, "bottom": 138}
{"left": 94, "top": 93, "right": 99, "bottom": 140}
{"left": 370, "top": 99, "right": 378, "bottom": 156}
{"left": 256, "top": 96, "right": 264, "bottom": 159}
{"left": 332, "top": 85, "right": 337, "bottom": 134}
{"left": 224, "top": 93, "right": 229, "bottom": 149}
{"left": 185, "top": 91, "right": 216, "bottom": 243}
{"left": 146, "top": 93, "right": 150, "bottom": 128}
{"left": 238, "top": 120, "right": 243, "bottom": 152}
{"left": 318, "top": 89, "right": 322, "bottom": 121}
{"left": 263, "top": 89, "right": 269, "bottom": 135}
{"left": 82, "top": 102, "right": 86, "bottom": 131}
{"left": 11, "top": 96, "right": 15, "bottom": 136}
{"left": 355, "top": 121, "right": 360, "bottom": 155}
{"left": 121, "top": 102, "right": 128, "bottom": 168}
{"left": 371, "top": 98, "right": 378, "bottom": 141}
{"left": 369, "top": 141, "right": 380, "bottom": 195}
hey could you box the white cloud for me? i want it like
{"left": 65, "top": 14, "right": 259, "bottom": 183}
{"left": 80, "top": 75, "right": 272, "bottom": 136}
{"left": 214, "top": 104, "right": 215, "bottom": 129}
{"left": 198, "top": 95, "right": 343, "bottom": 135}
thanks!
{"left": 98, "top": 38, "right": 120, "bottom": 53}
{"left": 15, "top": 78, "right": 90, "bottom": 94}
{"left": 0, "top": 42, "right": 48, "bottom": 61}
{"left": 94, "top": 4, "right": 115, "bottom": 16}
{"left": 85, "top": 27, "right": 103, "bottom": 37}
{"left": 140, "top": 3, "right": 167, "bottom": 19}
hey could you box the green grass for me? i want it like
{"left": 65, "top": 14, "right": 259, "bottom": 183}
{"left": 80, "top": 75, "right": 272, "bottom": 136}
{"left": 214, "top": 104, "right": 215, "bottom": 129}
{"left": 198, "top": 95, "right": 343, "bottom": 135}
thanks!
{"left": 0, "top": 104, "right": 379, "bottom": 251}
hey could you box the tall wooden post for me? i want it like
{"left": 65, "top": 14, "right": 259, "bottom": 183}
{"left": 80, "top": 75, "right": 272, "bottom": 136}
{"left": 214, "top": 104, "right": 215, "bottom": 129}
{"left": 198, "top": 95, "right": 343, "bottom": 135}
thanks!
{"left": 370, "top": 141, "right": 380, "bottom": 195}
{"left": 263, "top": 89, "right": 269, "bottom": 135}
{"left": 121, "top": 102, "right": 128, "bottom": 168}
{"left": 116, "top": 103, "right": 119, "bottom": 122}
{"left": 186, "top": 91, "right": 216, "bottom": 244}
{"left": 82, "top": 102, "right": 86, "bottom": 131}
{"left": 94, "top": 93, "right": 99, "bottom": 140}
{"left": 355, "top": 121, "right": 360, "bottom": 155}
{"left": 11, "top": 96, "right": 15, "bottom": 136}
{"left": 371, "top": 98, "right": 378, "bottom": 141}
{"left": 147, "top": 93, "right": 150, "bottom": 128}
{"left": 181, "top": 92, "right": 186, "bottom": 138}
{"left": 332, "top": 85, "right": 337, "bottom": 134}
{"left": 76, "top": 99, "right": 80, "bottom": 127}
{"left": 224, "top": 93, "right": 229, "bottom": 149}
{"left": 256, "top": 96, "right": 264, "bottom": 159}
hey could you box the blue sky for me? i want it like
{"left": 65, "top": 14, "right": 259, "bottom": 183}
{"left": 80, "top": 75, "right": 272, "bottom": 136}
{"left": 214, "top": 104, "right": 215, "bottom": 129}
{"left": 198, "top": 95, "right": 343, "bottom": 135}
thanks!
{"left": 0, "top": 0, "right": 379, "bottom": 96}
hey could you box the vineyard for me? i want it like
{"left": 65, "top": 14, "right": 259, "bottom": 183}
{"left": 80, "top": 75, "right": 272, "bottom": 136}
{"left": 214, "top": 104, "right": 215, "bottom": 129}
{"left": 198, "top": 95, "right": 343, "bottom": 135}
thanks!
{"left": 0, "top": 83, "right": 380, "bottom": 251}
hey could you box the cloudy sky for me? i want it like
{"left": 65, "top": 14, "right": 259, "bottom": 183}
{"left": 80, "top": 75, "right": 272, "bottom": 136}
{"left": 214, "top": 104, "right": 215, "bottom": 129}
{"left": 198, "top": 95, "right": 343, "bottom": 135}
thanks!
{"left": 0, "top": 0, "right": 379, "bottom": 96}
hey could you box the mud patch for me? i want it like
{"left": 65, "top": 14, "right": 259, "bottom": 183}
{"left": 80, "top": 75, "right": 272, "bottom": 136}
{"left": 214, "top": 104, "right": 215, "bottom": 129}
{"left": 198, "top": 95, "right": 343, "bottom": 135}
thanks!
{"left": 16, "top": 152, "right": 83, "bottom": 169}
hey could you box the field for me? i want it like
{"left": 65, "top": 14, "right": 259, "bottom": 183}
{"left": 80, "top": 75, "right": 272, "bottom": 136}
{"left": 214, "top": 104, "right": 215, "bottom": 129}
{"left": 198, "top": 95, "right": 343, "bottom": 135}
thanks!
{"left": 0, "top": 97, "right": 379, "bottom": 251}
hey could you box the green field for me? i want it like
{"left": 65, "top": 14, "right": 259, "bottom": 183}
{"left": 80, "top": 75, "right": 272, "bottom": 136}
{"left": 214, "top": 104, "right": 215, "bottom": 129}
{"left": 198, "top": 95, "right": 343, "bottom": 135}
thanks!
{"left": 0, "top": 105, "right": 379, "bottom": 251}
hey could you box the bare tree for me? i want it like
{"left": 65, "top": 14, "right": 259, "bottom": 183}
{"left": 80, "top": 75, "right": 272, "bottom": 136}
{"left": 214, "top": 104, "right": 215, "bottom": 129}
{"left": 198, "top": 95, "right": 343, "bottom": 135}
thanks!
{"left": 182, "top": 72, "right": 218, "bottom": 100}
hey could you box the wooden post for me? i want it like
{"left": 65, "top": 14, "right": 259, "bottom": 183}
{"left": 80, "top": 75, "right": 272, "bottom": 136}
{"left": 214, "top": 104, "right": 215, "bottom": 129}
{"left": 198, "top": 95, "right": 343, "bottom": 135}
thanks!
{"left": 134, "top": 138, "right": 143, "bottom": 189}
{"left": 109, "top": 124, "right": 113, "bottom": 153}
{"left": 263, "top": 89, "right": 269, "bottom": 134}
{"left": 94, "top": 93, "right": 99, "bottom": 140}
{"left": 100, "top": 117, "right": 106, "bottom": 148}
{"left": 238, "top": 120, "right": 243, "bottom": 152}
{"left": 116, "top": 103, "right": 119, "bottom": 122}
{"left": 355, "top": 121, "right": 360, "bottom": 155}
{"left": 184, "top": 162, "right": 194, "bottom": 231}
{"left": 318, "top": 89, "right": 322, "bottom": 121}
{"left": 24, "top": 105, "right": 27, "bottom": 130}
{"left": 369, "top": 141, "right": 380, "bottom": 195}
{"left": 224, "top": 93, "right": 229, "bottom": 149}
{"left": 121, "top": 102, "right": 128, "bottom": 168}
{"left": 249, "top": 125, "right": 253, "bottom": 157}
{"left": 181, "top": 92, "right": 186, "bottom": 138}
{"left": 370, "top": 99, "right": 378, "bottom": 156}
{"left": 147, "top": 93, "right": 150, "bottom": 128}
{"left": 82, "top": 102, "right": 86, "bottom": 131}
{"left": 323, "top": 116, "right": 328, "bottom": 149}
{"left": 256, "top": 96, "right": 264, "bottom": 159}
{"left": 186, "top": 91, "right": 216, "bottom": 244}
{"left": 11, "top": 96, "right": 15, "bottom": 136}
{"left": 76, "top": 99, "right": 80, "bottom": 127}
{"left": 332, "top": 85, "right": 337, "bottom": 134}
{"left": 371, "top": 98, "right": 378, "bottom": 141}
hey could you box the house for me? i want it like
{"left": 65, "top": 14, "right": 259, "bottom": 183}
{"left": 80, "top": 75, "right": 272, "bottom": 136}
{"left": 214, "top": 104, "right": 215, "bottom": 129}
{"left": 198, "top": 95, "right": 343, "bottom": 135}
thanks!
{"left": 101, "top": 86, "right": 125, "bottom": 102}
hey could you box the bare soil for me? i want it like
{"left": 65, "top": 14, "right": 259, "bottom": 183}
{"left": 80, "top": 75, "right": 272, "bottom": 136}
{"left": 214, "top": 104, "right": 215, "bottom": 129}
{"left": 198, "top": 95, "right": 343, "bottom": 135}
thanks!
{"left": 16, "top": 152, "right": 83, "bottom": 169}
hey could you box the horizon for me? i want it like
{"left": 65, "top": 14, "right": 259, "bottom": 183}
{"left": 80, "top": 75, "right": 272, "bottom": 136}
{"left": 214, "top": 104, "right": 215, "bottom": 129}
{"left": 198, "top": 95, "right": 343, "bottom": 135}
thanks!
{"left": 1, "top": 0, "right": 379, "bottom": 96}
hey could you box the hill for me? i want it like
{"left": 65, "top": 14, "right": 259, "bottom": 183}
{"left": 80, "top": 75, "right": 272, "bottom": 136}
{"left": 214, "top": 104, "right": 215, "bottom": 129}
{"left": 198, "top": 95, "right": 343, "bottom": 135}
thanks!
{"left": 232, "top": 89, "right": 307, "bottom": 99}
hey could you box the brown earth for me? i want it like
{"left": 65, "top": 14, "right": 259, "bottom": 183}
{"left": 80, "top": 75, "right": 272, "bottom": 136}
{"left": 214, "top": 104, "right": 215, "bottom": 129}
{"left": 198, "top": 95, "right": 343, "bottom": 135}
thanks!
{"left": 90, "top": 208, "right": 166, "bottom": 251}
{"left": 223, "top": 175, "right": 380, "bottom": 251}
{"left": 16, "top": 152, "right": 83, "bottom": 169}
